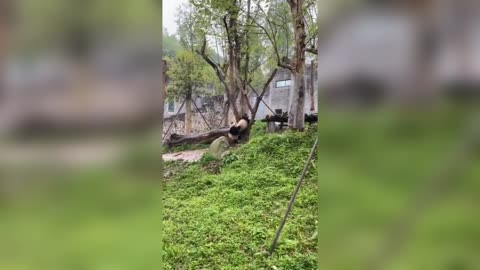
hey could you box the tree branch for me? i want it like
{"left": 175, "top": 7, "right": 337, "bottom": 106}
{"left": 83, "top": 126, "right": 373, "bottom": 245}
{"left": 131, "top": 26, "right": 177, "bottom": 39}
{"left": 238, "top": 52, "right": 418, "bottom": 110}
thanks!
{"left": 196, "top": 37, "right": 230, "bottom": 94}
{"left": 252, "top": 68, "right": 278, "bottom": 120}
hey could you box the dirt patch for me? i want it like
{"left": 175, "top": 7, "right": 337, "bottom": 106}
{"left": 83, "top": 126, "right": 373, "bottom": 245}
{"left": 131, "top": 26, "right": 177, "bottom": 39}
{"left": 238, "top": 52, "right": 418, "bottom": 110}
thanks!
{"left": 162, "top": 149, "right": 207, "bottom": 163}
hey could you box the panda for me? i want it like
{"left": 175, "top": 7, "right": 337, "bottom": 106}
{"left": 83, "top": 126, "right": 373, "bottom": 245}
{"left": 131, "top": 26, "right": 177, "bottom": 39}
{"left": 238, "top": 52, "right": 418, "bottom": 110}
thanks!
{"left": 228, "top": 114, "right": 250, "bottom": 143}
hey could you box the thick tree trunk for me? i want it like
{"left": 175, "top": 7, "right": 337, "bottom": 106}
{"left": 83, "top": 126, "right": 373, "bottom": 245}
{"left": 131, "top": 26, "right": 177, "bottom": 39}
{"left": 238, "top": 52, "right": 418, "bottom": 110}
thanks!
{"left": 0, "top": 0, "right": 13, "bottom": 103}
{"left": 185, "top": 95, "right": 192, "bottom": 134}
{"left": 0, "top": 25, "right": 6, "bottom": 102}
{"left": 288, "top": 0, "right": 307, "bottom": 131}
{"left": 401, "top": 0, "right": 436, "bottom": 105}
{"left": 165, "top": 127, "right": 230, "bottom": 147}
{"left": 160, "top": 59, "right": 167, "bottom": 139}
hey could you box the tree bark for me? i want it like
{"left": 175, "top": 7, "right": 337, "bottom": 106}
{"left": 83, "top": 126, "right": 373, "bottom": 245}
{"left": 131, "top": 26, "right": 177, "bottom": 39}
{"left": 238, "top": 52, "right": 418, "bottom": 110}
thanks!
{"left": 0, "top": 0, "right": 13, "bottom": 103}
{"left": 287, "top": 0, "right": 307, "bottom": 131}
{"left": 160, "top": 59, "right": 167, "bottom": 141}
{"left": 310, "top": 60, "right": 315, "bottom": 111}
{"left": 162, "top": 59, "right": 168, "bottom": 98}
{"left": 224, "top": 94, "right": 230, "bottom": 126}
{"left": 165, "top": 127, "right": 230, "bottom": 147}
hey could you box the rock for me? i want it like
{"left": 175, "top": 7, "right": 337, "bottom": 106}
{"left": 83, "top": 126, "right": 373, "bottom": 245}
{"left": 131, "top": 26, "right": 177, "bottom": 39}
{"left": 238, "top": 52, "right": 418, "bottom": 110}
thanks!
{"left": 207, "top": 136, "right": 230, "bottom": 159}
{"left": 221, "top": 150, "right": 231, "bottom": 159}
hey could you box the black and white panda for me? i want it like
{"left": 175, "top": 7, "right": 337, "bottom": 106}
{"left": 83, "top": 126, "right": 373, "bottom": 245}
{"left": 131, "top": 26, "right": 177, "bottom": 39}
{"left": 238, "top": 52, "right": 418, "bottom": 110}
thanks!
{"left": 228, "top": 114, "right": 250, "bottom": 142}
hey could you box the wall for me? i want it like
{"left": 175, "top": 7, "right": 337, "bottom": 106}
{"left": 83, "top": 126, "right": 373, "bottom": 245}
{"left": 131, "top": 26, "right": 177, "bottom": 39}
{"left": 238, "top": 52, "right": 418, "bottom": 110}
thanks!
{"left": 163, "top": 95, "right": 225, "bottom": 139}
{"left": 264, "top": 65, "right": 318, "bottom": 118}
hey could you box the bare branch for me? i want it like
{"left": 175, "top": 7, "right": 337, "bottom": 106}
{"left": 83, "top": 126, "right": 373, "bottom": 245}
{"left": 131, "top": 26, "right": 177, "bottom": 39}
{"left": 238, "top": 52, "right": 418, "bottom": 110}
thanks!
{"left": 196, "top": 37, "right": 229, "bottom": 93}
{"left": 251, "top": 68, "right": 278, "bottom": 119}
{"left": 250, "top": 16, "right": 293, "bottom": 70}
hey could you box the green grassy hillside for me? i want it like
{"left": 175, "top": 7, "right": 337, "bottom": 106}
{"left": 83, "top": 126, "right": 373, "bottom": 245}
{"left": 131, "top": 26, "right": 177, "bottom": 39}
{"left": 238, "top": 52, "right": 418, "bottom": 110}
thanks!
{"left": 163, "top": 124, "right": 318, "bottom": 269}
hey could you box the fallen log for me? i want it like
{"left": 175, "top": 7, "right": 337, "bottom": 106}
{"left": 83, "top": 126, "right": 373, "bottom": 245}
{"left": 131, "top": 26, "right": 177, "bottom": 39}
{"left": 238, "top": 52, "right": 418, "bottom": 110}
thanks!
{"left": 164, "top": 127, "right": 230, "bottom": 147}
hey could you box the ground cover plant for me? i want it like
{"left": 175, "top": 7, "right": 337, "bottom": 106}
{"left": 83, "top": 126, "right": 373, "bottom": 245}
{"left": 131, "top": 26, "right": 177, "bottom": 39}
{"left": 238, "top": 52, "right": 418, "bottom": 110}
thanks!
{"left": 162, "top": 123, "right": 318, "bottom": 269}
{"left": 316, "top": 107, "right": 480, "bottom": 270}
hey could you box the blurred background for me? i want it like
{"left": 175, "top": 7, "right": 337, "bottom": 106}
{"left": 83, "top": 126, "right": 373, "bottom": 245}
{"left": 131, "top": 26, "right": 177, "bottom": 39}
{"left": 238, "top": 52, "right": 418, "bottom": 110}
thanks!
{"left": 316, "top": 0, "right": 480, "bottom": 269}
{"left": 0, "top": 1, "right": 166, "bottom": 269}
{"left": 0, "top": 0, "right": 479, "bottom": 269}
{"left": 0, "top": 0, "right": 164, "bottom": 167}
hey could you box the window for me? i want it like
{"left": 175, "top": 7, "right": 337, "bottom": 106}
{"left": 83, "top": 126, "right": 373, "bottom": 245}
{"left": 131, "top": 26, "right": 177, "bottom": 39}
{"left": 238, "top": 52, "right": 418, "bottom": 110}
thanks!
{"left": 168, "top": 98, "right": 174, "bottom": 112}
{"left": 275, "top": 109, "right": 283, "bottom": 115}
{"left": 275, "top": 79, "right": 291, "bottom": 88}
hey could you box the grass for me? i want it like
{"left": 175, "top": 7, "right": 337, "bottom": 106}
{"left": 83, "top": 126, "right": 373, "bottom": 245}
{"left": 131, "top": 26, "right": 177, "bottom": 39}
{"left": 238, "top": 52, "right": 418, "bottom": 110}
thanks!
{"left": 316, "top": 107, "right": 480, "bottom": 270}
{"left": 0, "top": 168, "right": 165, "bottom": 270}
{"left": 162, "top": 123, "right": 318, "bottom": 269}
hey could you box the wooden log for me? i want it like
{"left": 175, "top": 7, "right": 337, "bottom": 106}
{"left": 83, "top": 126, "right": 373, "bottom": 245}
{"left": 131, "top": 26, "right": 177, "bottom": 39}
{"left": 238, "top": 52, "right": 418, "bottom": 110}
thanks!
{"left": 164, "top": 127, "right": 230, "bottom": 147}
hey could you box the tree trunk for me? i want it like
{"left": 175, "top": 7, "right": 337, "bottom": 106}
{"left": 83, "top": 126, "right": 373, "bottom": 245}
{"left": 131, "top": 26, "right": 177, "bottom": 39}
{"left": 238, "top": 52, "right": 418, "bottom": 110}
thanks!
{"left": 165, "top": 127, "right": 230, "bottom": 147}
{"left": 185, "top": 95, "right": 192, "bottom": 134}
{"left": 162, "top": 59, "right": 168, "bottom": 98}
{"left": 288, "top": 0, "right": 307, "bottom": 131}
{"left": 229, "top": 59, "right": 243, "bottom": 121}
{"left": 160, "top": 59, "right": 167, "bottom": 139}
{"left": 224, "top": 95, "right": 230, "bottom": 127}
{"left": 0, "top": 0, "right": 13, "bottom": 103}
{"left": 310, "top": 60, "right": 315, "bottom": 111}
{"left": 0, "top": 25, "right": 6, "bottom": 102}
{"left": 401, "top": 0, "right": 436, "bottom": 105}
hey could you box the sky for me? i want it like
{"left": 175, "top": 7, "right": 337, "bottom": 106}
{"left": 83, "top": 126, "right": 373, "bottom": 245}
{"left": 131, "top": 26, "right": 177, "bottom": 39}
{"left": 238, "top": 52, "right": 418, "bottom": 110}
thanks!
{"left": 163, "top": 0, "right": 188, "bottom": 35}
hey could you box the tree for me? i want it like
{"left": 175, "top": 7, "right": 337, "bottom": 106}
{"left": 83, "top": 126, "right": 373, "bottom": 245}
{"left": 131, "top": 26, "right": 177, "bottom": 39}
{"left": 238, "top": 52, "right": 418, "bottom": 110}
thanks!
{"left": 252, "top": 0, "right": 317, "bottom": 131}
{"left": 166, "top": 50, "right": 212, "bottom": 134}
{"left": 188, "top": 0, "right": 276, "bottom": 135}
{"left": 163, "top": 29, "right": 182, "bottom": 57}
{"left": 0, "top": 0, "right": 14, "bottom": 102}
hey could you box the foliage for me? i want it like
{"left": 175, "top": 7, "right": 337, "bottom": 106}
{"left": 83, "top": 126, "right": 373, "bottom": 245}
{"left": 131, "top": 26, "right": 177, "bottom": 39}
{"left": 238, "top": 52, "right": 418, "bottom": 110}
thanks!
{"left": 199, "top": 152, "right": 220, "bottom": 165}
{"left": 250, "top": 121, "right": 267, "bottom": 137}
{"left": 162, "top": 128, "right": 318, "bottom": 269}
{"left": 316, "top": 109, "right": 480, "bottom": 270}
{"left": 163, "top": 142, "right": 210, "bottom": 154}
{"left": 162, "top": 30, "right": 182, "bottom": 57}
{"left": 166, "top": 50, "right": 214, "bottom": 101}
{"left": 222, "top": 152, "right": 238, "bottom": 166}
{"left": 186, "top": 0, "right": 272, "bottom": 118}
